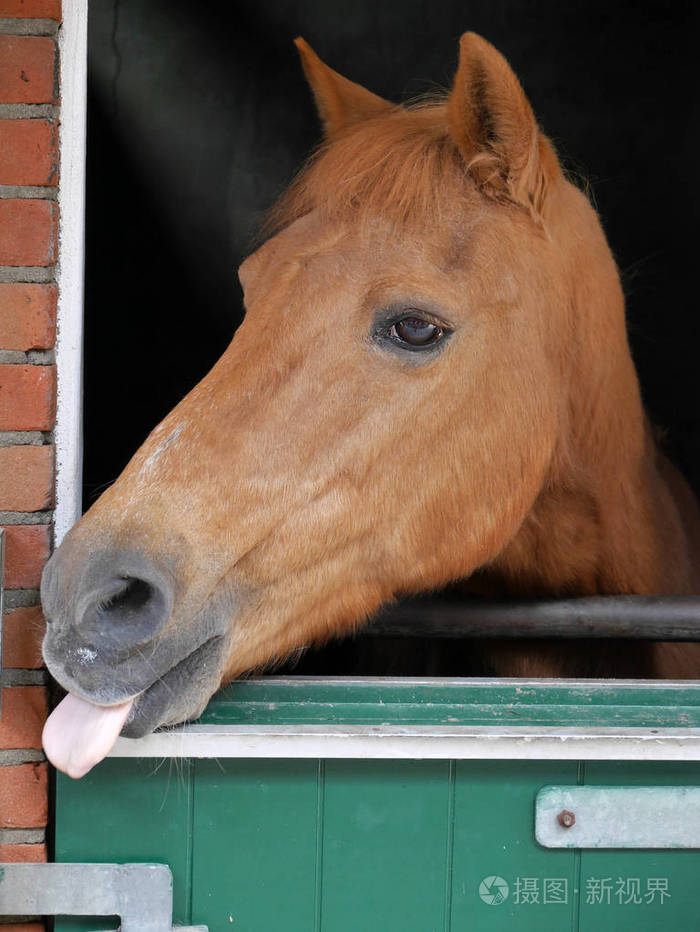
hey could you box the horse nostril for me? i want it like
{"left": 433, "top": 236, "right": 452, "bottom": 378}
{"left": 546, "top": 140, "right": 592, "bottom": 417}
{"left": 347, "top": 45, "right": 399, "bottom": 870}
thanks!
{"left": 80, "top": 573, "right": 172, "bottom": 647}
{"left": 98, "top": 577, "right": 154, "bottom": 617}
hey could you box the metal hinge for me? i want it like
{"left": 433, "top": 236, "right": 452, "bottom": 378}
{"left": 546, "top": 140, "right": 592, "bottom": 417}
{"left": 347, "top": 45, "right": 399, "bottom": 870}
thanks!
{"left": 536, "top": 785, "right": 700, "bottom": 848}
{"left": 0, "top": 862, "right": 208, "bottom": 932}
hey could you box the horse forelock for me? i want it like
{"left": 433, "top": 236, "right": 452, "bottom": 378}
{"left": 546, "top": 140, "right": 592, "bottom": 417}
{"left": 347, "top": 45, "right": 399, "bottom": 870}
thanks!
{"left": 265, "top": 99, "right": 477, "bottom": 239}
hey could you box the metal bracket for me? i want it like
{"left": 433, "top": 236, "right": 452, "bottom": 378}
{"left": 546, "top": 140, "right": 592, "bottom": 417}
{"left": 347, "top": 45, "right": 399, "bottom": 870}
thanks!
{"left": 0, "top": 862, "right": 208, "bottom": 932}
{"left": 536, "top": 785, "right": 700, "bottom": 848}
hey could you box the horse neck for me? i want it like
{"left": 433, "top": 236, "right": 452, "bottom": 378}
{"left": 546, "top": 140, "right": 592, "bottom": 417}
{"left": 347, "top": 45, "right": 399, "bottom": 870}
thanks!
{"left": 488, "top": 199, "right": 700, "bottom": 597}
{"left": 495, "top": 421, "right": 699, "bottom": 597}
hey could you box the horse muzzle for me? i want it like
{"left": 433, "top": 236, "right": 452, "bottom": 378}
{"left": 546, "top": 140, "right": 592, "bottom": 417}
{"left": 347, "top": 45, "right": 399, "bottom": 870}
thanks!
{"left": 41, "top": 537, "right": 233, "bottom": 737}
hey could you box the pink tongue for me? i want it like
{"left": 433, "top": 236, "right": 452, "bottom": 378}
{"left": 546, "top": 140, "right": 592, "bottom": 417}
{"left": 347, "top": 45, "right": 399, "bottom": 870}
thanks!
{"left": 42, "top": 693, "right": 135, "bottom": 779}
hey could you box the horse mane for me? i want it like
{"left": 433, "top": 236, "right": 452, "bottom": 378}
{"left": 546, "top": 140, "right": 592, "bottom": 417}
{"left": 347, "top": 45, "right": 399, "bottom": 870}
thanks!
{"left": 265, "top": 99, "right": 476, "bottom": 236}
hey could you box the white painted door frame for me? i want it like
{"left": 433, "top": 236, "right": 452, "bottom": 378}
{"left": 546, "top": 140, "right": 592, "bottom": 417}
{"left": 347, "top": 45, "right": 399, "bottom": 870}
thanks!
{"left": 55, "top": 0, "right": 88, "bottom": 545}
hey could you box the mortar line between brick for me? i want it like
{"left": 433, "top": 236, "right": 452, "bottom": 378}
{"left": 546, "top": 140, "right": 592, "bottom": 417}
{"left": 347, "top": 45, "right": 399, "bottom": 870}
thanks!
{"left": 0, "top": 749, "right": 45, "bottom": 764}
{"left": 0, "top": 267, "right": 55, "bottom": 283}
{"left": 0, "top": 350, "right": 56, "bottom": 365}
{"left": 0, "top": 671, "right": 48, "bottom": 686}
{"left": 0, "top": 828, "right": 46, "bottom": 844}
{"left": 0, "top": 185, "right": 57, "bottom": 200}
{"left": 0, "top": 18, "right": 59, "bottom": 36}
{"left": 3, "top": 590, "right": 41, "bottom": 609}
{"left": 0, "top": 104, "right": 59, "bottom": 119}
{"left": 0, "top": 432, "right": 47, "bottom": 447}
{"left": 0, "top": 511, "right": 53, "bottom": 525}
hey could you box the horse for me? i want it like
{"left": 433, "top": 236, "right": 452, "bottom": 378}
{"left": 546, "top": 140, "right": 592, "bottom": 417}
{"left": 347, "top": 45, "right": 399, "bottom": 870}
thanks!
{"left": 41, "top": 33, "right": 700, "bottom": 778}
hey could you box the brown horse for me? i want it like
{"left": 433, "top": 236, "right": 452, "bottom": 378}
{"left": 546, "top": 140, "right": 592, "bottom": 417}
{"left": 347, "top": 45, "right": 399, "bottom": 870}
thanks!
{"left": 42, "top": 34, "right": 700, "bottom": 777}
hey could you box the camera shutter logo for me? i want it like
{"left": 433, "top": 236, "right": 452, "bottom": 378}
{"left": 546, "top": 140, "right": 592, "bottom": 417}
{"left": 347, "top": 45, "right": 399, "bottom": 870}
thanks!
{"left": 479, "top": 876, "right": 510, "bottom": 906}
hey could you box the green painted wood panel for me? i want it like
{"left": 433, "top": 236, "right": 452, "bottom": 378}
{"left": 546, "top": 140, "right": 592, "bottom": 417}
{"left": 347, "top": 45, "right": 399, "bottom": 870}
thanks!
{"left": 320, "top": 761, "right": 450, "bottom": 931}
{"left": 451, "top": 760, "right": 579, "bottom": 929}
{"left": 51, "top": 681, "right": 700, "bottom": 931}
{"left": 54, "top": 758, "right": 194, "bottom": 932}
{"left": 201, "top": 678, "right": 700, "bottom": 727}
{"left": 54, "top": 757, "right": 700, "bottom": 931}
{"left": 191, "top": 760, "right": 319, "bottom": 931}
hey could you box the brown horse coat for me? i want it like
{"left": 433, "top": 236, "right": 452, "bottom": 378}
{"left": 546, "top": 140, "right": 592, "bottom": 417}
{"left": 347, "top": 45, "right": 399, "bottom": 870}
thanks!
{"left": 41, "top": 34, "right": 700, "bottom": 776}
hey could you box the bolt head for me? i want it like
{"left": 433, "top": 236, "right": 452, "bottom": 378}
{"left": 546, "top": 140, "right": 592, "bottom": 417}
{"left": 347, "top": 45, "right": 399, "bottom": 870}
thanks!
{"left": 557, "top": 809, "right": 576, "bottom": 828}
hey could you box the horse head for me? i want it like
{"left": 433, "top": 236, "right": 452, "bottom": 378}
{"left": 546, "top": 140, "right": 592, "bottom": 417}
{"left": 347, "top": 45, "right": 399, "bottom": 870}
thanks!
{"left": 42, "top": 34, "right": 674, "bottom": 776}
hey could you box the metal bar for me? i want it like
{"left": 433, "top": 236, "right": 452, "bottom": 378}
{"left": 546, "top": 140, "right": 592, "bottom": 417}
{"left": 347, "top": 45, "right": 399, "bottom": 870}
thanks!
{"left": 536, "top": 785, "right": 700, "bottom": 848}
{"left": 0, "top": 862, "right": 207, "bottom": 932}
{"left": 367, "top": 595, "right": 700, "bottom": 640}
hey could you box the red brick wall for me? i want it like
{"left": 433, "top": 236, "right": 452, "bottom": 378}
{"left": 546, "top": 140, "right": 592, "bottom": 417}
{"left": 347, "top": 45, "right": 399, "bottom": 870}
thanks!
{"left": 0, "top": 1, "right": 62, "bottom": 929}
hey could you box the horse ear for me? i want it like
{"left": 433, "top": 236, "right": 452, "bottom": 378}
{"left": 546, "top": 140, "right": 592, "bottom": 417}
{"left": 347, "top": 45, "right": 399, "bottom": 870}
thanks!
{"left": 448, "top": 32, "right": 550, "bottom": 213}
{"left": 295, "top": 37, "right": 393, "bottom": 138}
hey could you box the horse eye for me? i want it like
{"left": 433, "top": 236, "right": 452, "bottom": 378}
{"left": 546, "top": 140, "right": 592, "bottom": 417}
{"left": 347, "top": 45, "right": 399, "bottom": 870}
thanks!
{"left": 390, "top": 316, "right": 444, "bottom": 347}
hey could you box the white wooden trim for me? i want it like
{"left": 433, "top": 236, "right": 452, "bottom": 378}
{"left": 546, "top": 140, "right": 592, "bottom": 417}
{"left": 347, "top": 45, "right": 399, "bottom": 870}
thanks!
{"left": 55, "top": 0, "right": 88, "bottom": 544}
{"left": 110, "top": 725, "right": 700, "bottom": 762}
{"left": 109, "top": 677, "right": 700, "bottom": 762}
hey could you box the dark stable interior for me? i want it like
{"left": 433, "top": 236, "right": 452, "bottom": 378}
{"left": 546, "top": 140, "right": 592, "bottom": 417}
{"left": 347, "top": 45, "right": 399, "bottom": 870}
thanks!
{"left": 84, "top": 1, "right": 700, "bottom": 675}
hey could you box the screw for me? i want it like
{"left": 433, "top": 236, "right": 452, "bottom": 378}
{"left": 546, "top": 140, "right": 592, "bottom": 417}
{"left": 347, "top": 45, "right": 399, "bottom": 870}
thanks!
{"left": 557, "top": 809, "right": 576, "bottom": 828}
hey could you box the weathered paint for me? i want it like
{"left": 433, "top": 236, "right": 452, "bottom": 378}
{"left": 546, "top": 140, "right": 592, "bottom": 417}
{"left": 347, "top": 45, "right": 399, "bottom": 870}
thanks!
{"left": 54, "top": 679, "right": 700, "bottom": 931}
{"left": 108, "top": 678, "right": 700, "bottom": 761}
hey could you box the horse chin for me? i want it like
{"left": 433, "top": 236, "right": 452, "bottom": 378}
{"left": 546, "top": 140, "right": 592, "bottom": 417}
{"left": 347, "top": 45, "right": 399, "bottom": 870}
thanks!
{"left": 120, "top": 634, "right": 228, "bottom": 738}
{"left": 43, "top": 630, "right": 229, "bottom": 741}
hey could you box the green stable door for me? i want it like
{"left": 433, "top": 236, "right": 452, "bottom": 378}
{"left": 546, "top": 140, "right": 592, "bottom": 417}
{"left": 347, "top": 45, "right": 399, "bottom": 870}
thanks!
{"left": 55, "top": 679, "right": 700, "bottom": 931}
